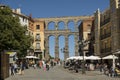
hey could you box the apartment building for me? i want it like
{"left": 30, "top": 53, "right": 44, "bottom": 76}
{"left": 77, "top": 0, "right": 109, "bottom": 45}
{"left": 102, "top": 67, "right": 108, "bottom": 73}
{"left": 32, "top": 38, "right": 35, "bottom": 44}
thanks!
{"left": 31, "top": 19, "right": 45, "bottom": 59}
{"left": 78, "top": 18, "right": 93, "bottom": 56}
{"left": 93, "top": 0, "right": 120, "bottom": 61}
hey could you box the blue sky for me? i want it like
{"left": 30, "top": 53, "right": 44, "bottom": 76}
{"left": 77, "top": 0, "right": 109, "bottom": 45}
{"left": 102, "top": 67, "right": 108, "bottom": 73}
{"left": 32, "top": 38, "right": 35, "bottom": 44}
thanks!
{"left": 1, "top": 0, "right": 109, "bottom": 18}
{"left": 1, "top": 0, "right": 110, "bottom": 60}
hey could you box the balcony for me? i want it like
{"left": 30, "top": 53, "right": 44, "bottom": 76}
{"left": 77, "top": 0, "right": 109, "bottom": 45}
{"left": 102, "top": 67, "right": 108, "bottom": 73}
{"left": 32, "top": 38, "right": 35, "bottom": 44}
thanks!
{"left": 101, "top": 47, "right": 111, "bottom": 53}
{"left": 34, "top": 48, "right": 41, "bottom": 52}
{"left": 100, "top": 32, "right": 111, "bottom": 40}
{"left": 35, "top": 39, "right": 41, "bottom": 41}
{"left": 106, "top": 47, "right": 111, "bottom": 52}
{"left": 100, "top": 18, "right": 110, "bottom": 26}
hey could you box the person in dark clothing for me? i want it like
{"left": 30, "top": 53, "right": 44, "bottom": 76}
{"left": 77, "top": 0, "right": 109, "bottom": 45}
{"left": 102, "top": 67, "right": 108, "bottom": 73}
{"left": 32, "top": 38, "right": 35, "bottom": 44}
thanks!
{"left": 50, "top": 61, "right": 54, "bottom": 68}
{"left": 46, "top": 63, "right": 49, "bottom": 71}
{"left": 99, "top": 64, "right": 104, "bottom": 73}
{"left": 74, "top": 61, "right": 79, "bottom": 73}
{"left": 19, "top": 61, "right": 25, "bottom": 75}
{"left": 10, "top": 63, "right": 14, "bottom": 75}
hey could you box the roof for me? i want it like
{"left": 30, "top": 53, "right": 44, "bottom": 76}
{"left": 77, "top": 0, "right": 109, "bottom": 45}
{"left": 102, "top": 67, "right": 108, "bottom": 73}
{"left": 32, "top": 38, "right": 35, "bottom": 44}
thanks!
{"left": 6, "top": 52, "right": 16, "bottom": 57}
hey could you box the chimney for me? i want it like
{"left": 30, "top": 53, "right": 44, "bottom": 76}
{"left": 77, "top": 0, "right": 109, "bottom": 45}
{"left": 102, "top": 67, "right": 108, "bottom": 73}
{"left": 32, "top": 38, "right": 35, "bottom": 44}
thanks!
{"left": 16, "top": 8, "right": 21, "bottom": 14}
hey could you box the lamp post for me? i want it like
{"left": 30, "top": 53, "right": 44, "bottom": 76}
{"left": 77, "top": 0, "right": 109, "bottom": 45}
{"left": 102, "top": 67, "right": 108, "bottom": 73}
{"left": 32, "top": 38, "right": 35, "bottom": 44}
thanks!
{"left": 42, "top": 50, "right": 45, "bottom": 60}
{"left": 112, "top": 49, "right": 120, "bottom": 71}
{"left": 61, "top": 47, "right": 66, "bottom": 60}
{"left": 78, "top": 39, "right": 88, "bottom": 74}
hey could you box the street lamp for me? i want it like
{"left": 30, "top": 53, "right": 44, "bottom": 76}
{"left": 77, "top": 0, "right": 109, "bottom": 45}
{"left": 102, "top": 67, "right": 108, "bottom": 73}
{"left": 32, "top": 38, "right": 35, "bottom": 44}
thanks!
{"left": 78, "top": 39, "right": 89, "bottom": 74}
{"left": 61, "top": 47, "right": 66, "bottom": 60}
{"left": 41, "top": 50, "right": 44, "bottom": 60}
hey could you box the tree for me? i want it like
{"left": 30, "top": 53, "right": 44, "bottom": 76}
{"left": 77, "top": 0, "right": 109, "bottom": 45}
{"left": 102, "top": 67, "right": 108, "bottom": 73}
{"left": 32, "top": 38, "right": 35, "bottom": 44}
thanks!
{"left": 0, "top": 6, "right": 31, "bottom": 57}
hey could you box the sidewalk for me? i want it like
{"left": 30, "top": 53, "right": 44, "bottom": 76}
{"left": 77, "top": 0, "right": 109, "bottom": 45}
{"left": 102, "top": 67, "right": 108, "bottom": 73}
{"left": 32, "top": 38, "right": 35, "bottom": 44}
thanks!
{"left": 58, "top": 66, "right": 120, "bottom": 80}
{"left": 5, "top": 66, "right": 120, "bottom": 80}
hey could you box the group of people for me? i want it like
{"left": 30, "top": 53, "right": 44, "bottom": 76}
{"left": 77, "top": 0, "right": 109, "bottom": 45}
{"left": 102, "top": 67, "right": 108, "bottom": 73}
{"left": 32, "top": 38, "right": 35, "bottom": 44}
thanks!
{"left": 99, "top": 62, "right": 120, "bottom": 77}
{"left": 9, "top": 59, "right": 61, "bottom": 76}
{"left": 64, "top": 60, "right": 99, "bottom": 73}
{"left": 36, "top": 59, "right": 60, "bottom": 71}
{"left": 10, "top": 60, "right": 27, "bottom": 75}
{"left": 64, "top": 59, "right": 120, "bottom": 77}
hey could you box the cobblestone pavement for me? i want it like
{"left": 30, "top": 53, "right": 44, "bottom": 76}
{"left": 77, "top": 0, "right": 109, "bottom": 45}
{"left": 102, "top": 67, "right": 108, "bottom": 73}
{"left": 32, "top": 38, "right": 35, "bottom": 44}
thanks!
{"left": 5, "top": 65, "right": 120, "bottom": 80}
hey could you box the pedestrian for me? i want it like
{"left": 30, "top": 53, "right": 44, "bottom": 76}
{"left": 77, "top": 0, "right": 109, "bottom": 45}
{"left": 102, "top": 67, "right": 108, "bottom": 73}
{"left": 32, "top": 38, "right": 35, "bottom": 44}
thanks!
{"left": 14, "top": 62, "right": 18, "bottom": 74}
{"left": 99, "top": 63, "right": 104, "bottom": 74}
{"left": 46, "top": 62, "right": 50, "bottom": 71}
{"left": 74, "top": 61, "right": 79, "bottom": 73}
{"left": 42, "top": 60, "right": 46, "bottom": 71}
{"left": 19, "top": 61, "right": 25, "bottom": 75}
{"left": 33, "top": 63, "right": 37, "bottom": 69}
{"left": 39, "top": 60, "right": 43, "bottom": 69}
{"left": 50, "top": 60, "right": 54, "bottom": 68}
{"left": 10, "top": 63, "right": 14, "bottom": 75}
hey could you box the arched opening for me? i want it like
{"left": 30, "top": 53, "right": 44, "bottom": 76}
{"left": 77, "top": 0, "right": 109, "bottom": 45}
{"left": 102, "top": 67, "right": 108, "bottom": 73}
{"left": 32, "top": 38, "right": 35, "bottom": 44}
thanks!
{"left": 68, "top": 35, "right": 75, "bottom": 57}
{"left": 48, "top": 22, "right": 55, "bottom": 30}
{"left": 58, "top": 21, "right": 65, "bottom": 30}
{"left": 77, "top": 20, "right": 82, "bottom": 27}
{"left": 49, "top": 36, "right": 55, "bottom": 57}
{"left": 68, "top": 21, "right": 75, "bottom": 32}
{"left": 77, "top": 20, "right": 82, "bottom": 33}
{"left": 58, "top": 35, "right": 65, "bottom": 60}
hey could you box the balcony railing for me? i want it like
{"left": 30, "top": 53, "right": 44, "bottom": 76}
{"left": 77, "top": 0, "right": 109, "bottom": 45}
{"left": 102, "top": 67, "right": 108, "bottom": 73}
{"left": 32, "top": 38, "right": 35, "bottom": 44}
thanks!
{"left": 35, "top": 39, "right": 41, "bottom": 41}
{"left": 100, "top": 32, "right": 111, "bottom": 40}
{"left": 106, "top": 47, "right": 111, "bottom": 52}
{"left": 34, "top": 48, "right": 41, "bottom": 52}
{"left": 101, "top": 47, "right": 111, "bottom": 53}
{"left": 100, "top": 18, "right": 110, "bottom": 26}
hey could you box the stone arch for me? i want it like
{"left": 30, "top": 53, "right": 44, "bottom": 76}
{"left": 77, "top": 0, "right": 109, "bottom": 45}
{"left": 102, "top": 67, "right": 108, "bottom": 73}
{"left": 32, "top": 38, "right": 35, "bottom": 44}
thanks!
{"left": 67, "top": 20, "right": 75, "bottom": 25}
{"left": 48, "top": 35, "right": 55, "bottom": 57}
{"left": 77, "top": 20, "right": 82, "bottom": 27}
{"left": 68, "top": 34, "right": 75, "bottom": 57}
{"left": 67, "top": 20, "right": 75, "bottom": 32}
{"left": 75, "top": 20, "right": 82, "bottom": 32}
{"left": 48, "top": 21, "right": 55, "bottom": 30}
{"left": 42, "top": 16, "right": 93, "bottom": 60}
{"left": 58, "top": 35, "right": 65, "bottom": 60}
{"left": 57, "top": 21, "right": 65, "bottom": 30}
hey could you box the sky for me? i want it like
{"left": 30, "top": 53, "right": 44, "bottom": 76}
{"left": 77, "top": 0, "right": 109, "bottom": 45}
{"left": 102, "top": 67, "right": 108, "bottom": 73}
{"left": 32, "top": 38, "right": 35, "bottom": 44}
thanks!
{"left": 1, "top": 0, "right": 110, "bottom": 18}
{"left": 1, "top": 0, "right": 110, "bottom": 60}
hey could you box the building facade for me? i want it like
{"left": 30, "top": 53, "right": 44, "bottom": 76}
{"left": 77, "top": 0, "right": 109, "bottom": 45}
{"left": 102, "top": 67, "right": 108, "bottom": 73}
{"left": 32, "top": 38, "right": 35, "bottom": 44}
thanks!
{"left": 94, "top": 9, "right": 101, "bottom": 56}
{"left": 78, "top": 18, "right": 93, "bottom": 56}
{"left": 110, "top": 0, "right": 120, "bottom": 60}
{"left": 32, "top": 19, "right": 45, "bottom": 60}
{"left": 100, "top": 9, "right": 111, "bottom": 57}
{"left": 12, "top": 8, "right": 29, "bottom": 29}
{"left": 12, "top": 8, "right": 46, "bottom": 59}
{"left": 12, "top": 8, "right": 35, "bottom": 57}
{"left": 94, "top": 8, "right": 112, "bottom": 57}
{"left": 93, "top": 0, "right": 120, "bottom": 61}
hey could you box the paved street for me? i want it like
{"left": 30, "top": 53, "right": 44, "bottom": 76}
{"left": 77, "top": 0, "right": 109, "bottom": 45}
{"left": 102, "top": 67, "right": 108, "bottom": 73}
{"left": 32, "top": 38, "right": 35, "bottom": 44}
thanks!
{"left": 5, "top": 65, "right": 120, "bottom": 80}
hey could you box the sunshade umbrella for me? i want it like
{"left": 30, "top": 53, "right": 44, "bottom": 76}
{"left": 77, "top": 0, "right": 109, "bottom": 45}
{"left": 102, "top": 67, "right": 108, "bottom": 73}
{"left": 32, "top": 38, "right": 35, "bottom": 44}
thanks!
{"left": 102, "top": 55, "right": 118, "bottom": 59}
{"left": 87, "top": 55, "right": 101, "bottom": 60}
{"left": 102, "top": 55, "right": 118, "bottom": 70}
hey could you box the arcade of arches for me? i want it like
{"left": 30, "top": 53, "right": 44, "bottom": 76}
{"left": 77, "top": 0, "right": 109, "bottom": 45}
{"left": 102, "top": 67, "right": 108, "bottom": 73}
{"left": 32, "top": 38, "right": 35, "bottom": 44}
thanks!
{"left": 34, "top": 16, "right": 93, "bottom": 60}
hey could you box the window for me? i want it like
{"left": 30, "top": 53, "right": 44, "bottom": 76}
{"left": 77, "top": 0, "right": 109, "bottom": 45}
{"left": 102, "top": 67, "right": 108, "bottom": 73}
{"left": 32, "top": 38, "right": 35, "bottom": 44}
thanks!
{"left": 36, "top": 43, "right": 40, "bottom": 49}
{"left": 36, "top": 25, "right": 40, "bottom": 29}
{"left": 36, "top": 34, "right": 40, "bottom": 40}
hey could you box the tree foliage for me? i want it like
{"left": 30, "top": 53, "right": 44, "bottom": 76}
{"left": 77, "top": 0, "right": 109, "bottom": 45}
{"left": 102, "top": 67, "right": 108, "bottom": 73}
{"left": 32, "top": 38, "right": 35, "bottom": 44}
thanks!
{"left": 0, "top": 6, "right": 31, "bottom": 57}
